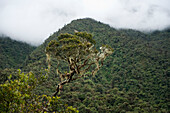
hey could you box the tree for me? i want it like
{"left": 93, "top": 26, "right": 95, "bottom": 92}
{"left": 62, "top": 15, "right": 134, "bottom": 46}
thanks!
{"left": 0, "top": 69, "right": 78, "bottom": 113}
{"left": 46, "top": 32, "right": 113, "bottom": 96}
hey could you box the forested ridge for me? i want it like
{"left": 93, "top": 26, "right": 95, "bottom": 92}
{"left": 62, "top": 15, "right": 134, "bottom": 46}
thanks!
{"left": 0, "top": 18, "right": 169, "bottom": 112}
{"left": 0, "top": 36, "right": 36, "bottom": 69}
{"left": 0, "top": 36, "right": 36, "bottom": 83}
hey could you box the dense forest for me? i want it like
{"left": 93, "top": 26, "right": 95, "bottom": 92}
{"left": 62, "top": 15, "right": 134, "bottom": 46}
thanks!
{"left": 0, "top": 18, "right": 169, "bottom": 112}
{"left": 0, "top": 36, "right": 36, "bottom": 83}
{"left": 0, "top": 36, "right": 36, "bottom": 69}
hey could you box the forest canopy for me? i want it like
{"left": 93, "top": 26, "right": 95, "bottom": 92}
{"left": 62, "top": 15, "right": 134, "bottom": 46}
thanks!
{"left": 0, "top": 18, "right": 169, "bottom": 112}
{"left": 46, "top": 32, "right": 113, "bottom": 96}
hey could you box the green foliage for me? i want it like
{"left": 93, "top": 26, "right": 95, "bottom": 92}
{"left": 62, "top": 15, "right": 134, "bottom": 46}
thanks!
{"left": 74, "top": 32, "right": 96, "bottom": 44}
{"left": 0, "top": 68, "right": 17, "bottom": 84}
{"left": 0, "top": 69, "right": 78, "bottom": 113}
{"left": 45, "top": 32, "right": 113, "bottom": 96}
{"left": 3, "top": 18, "right": 169, "bottom": 112}
{"left": 0, "top": 36, "right": 36, "bottom": 69}
{"left": 46, "top": 32, "right": 98, "bottom": 61}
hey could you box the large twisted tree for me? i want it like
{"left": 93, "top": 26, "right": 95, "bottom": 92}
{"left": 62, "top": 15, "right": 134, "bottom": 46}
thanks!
{"left": 46, "top": 32, "right": 113, "bottom": 96}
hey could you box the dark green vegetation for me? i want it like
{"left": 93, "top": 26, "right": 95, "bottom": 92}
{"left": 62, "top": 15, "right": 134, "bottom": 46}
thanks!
{"left": 0, "top": 69, "right": 78, "bottom": 112}
{"left": 46, "top": 32, "right": 113, "bottom": 96}
{"left": 0, "top": 36, "right": 36, "bottom": 83}
{"left": 0, "top": 18, "right": 170, "bottom": 112}
{"left": 0, "top": 36, "right": 36, "bottom": 69}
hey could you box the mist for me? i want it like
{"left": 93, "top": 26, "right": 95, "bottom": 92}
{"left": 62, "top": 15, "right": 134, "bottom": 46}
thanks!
{"left": 0, "top": 0, "right": 170, "bottom": 45}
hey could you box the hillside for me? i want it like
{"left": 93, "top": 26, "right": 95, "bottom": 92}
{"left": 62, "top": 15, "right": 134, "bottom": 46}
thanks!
{"left": 13, "top": 18, "right": 170, "bottom": 112}
{"left": 0, "top": 36, "right": 36, "bottom": 69}
{"left": 0, "top": 36, "right": 36, "bottom": 83}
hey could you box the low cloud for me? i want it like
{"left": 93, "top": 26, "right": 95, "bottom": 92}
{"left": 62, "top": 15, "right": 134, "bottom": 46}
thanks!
{"left": 0, "top": 0, "right": 169, "bottom": 45}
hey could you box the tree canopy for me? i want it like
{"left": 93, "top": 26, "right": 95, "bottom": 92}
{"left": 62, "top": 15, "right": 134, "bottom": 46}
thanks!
{"left": 0, "top": 69, "right": 78, "bottom": 112}
{"left": 1, "top": 18, "right": 169, "bottom": 112}
{"left": 46, "top": 32, "right": 113, "bottom": 96}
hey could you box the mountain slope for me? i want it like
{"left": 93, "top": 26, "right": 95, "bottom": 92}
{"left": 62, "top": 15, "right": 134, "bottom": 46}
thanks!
{"left": 22, "top": 18, "right": 170, "bottom": 112}
{"left": 0, "top": 36, "right": 36, "bottom": 69}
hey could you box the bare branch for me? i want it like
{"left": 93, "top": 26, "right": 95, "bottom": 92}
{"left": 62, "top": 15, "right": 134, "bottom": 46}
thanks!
{"left": 79, "top": 62, "right": 95, "bottom": 75}
{"left": 46, "top": 32, "right": 113, "bottom": 97}
{"left": 52, "top": 70, "right": 76, "bottom": 97}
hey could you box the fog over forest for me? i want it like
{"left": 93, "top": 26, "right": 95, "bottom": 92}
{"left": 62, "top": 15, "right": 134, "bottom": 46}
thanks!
{"left": 0, "top": 0, "right": 170, "bottom": 45}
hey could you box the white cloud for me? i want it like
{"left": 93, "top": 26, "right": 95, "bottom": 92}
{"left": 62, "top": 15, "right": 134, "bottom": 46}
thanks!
{"left": 0, "top": 0, "right": 170, "bottom": 45}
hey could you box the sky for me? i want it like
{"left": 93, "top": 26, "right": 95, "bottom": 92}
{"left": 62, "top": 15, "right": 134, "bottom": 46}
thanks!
{"left": 0, "top": 0, "right": 170, "bottom": 45}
